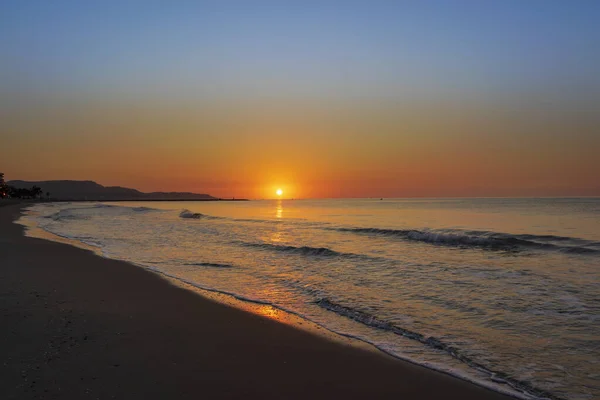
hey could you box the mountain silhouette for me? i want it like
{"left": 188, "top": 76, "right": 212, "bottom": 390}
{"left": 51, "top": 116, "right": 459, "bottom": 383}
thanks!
{"left": 8, "top": 180, "right": 216, "bottom": 201}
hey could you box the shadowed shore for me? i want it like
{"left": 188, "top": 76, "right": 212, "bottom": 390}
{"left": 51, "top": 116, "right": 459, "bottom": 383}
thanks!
{"left": 0, "top": 203, "right": 515, "bottom": 399}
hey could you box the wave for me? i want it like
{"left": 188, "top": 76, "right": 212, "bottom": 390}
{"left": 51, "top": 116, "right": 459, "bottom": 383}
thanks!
{"left": 178, "top": 214, "right": 284, "bottom": 224}
{"left": 331, "top": 227, "right": 600, "bottom": 254}
{"left": 178, "top": 211, "right": 274, "bottom": 224}
{"left": 184, "top": 262, "right": 235, "bottom": 269}
{"left": 179, "top": 209, "right": 221, "bottom": 220}
{"left": 238, "top": 241, "right": 363, "bottom": 258}
{"left": 45, "top": 209, "right": 89, "bottom": 222}
{"left": 86, "top": 203, "right": 163, "bottom": 213}
{"left": 93, "top": 203, "right": 116, "bottom": 208}
{"left": 315, "top": 298, "right": 558, "bottom": 400}
{"left": 92, "top": 204, "right": 162, "bottom": 213}
{"left": 131, "top": 206, "right": 158, "bottom": 212}
{"left": 44, "top": 203, "right": 163, "bottom": 222}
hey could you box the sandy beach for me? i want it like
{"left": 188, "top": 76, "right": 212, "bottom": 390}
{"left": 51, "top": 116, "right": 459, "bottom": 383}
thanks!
{"left": 0, "top": 203, "right": 515, "bottom": 399}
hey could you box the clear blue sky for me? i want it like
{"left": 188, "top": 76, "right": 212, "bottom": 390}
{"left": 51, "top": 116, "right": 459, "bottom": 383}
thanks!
{"left": 2, "top": 0, "right": 599, "bottom": 101}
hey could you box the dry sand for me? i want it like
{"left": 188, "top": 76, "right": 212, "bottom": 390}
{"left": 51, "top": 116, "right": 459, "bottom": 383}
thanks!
{"left": 0, "top": 203, "right": 515, "bottom": 399}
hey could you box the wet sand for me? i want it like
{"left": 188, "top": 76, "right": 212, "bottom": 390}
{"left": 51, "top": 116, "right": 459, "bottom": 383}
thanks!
{"left": 0, "top": 203, "right": 515, "bottom": 399}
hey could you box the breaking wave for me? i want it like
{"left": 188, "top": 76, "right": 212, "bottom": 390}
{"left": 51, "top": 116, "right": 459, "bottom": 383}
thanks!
{"left": 179, "top": 209, "right": 221, "bottom": 220}
{"left": 331, "top": 227, "right": 600, "bottom": 254}
{"left": 315, "top": 298, "right": 557, "bottom": 399}
{"left": 238, "top": 241, "right": 359, "bottom": 258}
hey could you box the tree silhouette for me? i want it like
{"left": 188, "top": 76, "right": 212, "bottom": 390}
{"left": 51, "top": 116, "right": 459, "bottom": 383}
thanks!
{"left": 0, "top": 173, "right": 8, "bottom": 199}
{"left": 30, "top": 186, "right": 43, "bottom": 199}
{"left": 0, "top": 174, "right": 45, "bottom": 199}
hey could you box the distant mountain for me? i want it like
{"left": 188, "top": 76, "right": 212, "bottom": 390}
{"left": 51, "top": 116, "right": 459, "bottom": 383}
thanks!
{"left": 8, "top": 180, "right": 216, "bottom": 201}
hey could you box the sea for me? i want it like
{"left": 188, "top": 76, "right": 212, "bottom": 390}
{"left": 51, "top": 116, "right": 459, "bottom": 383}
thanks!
{"left": 19, "top": 198, "right": 600, "bottom": 400}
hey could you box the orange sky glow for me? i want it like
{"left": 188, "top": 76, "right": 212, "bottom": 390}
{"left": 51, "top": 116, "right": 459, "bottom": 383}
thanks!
{"left": 3, "top": 96, "right": 598, "bottom": 199}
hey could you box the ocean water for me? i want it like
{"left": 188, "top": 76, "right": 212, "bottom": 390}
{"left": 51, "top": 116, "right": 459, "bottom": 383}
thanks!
{"left": 20, "top": 198, "right": 600, "bottom": 400}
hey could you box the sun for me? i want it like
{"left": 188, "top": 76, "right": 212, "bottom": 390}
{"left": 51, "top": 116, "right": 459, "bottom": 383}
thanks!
{"left": 276, "top": 188, "right": 283, "bottom": 197}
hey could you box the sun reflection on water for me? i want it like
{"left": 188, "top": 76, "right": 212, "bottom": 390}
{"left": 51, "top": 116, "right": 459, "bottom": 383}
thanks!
{"left": 275, "top": 199, "right": 283, "bottom": 219}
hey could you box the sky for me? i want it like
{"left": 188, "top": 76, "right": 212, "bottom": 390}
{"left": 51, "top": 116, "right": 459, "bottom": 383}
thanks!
{"left": 2, "top": 0, "right": 599, "bottom": 199}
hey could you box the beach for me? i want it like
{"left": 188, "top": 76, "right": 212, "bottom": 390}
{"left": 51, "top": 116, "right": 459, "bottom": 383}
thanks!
{"left": 0, "top": 203, "right": 515, "bottom": 399}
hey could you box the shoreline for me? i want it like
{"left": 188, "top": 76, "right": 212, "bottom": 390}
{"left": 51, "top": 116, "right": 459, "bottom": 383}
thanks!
{"left": 1, "top": 203, "right": 516, "bottom": 399}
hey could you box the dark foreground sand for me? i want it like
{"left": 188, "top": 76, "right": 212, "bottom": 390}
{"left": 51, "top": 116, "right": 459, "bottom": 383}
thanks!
{"left": 0, "top": 204, "right": 515, "bottom": 399}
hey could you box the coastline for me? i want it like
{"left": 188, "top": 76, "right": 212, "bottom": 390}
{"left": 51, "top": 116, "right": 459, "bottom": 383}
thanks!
{"left": 1, "top": 203, "right": 515, "bottom": 399}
